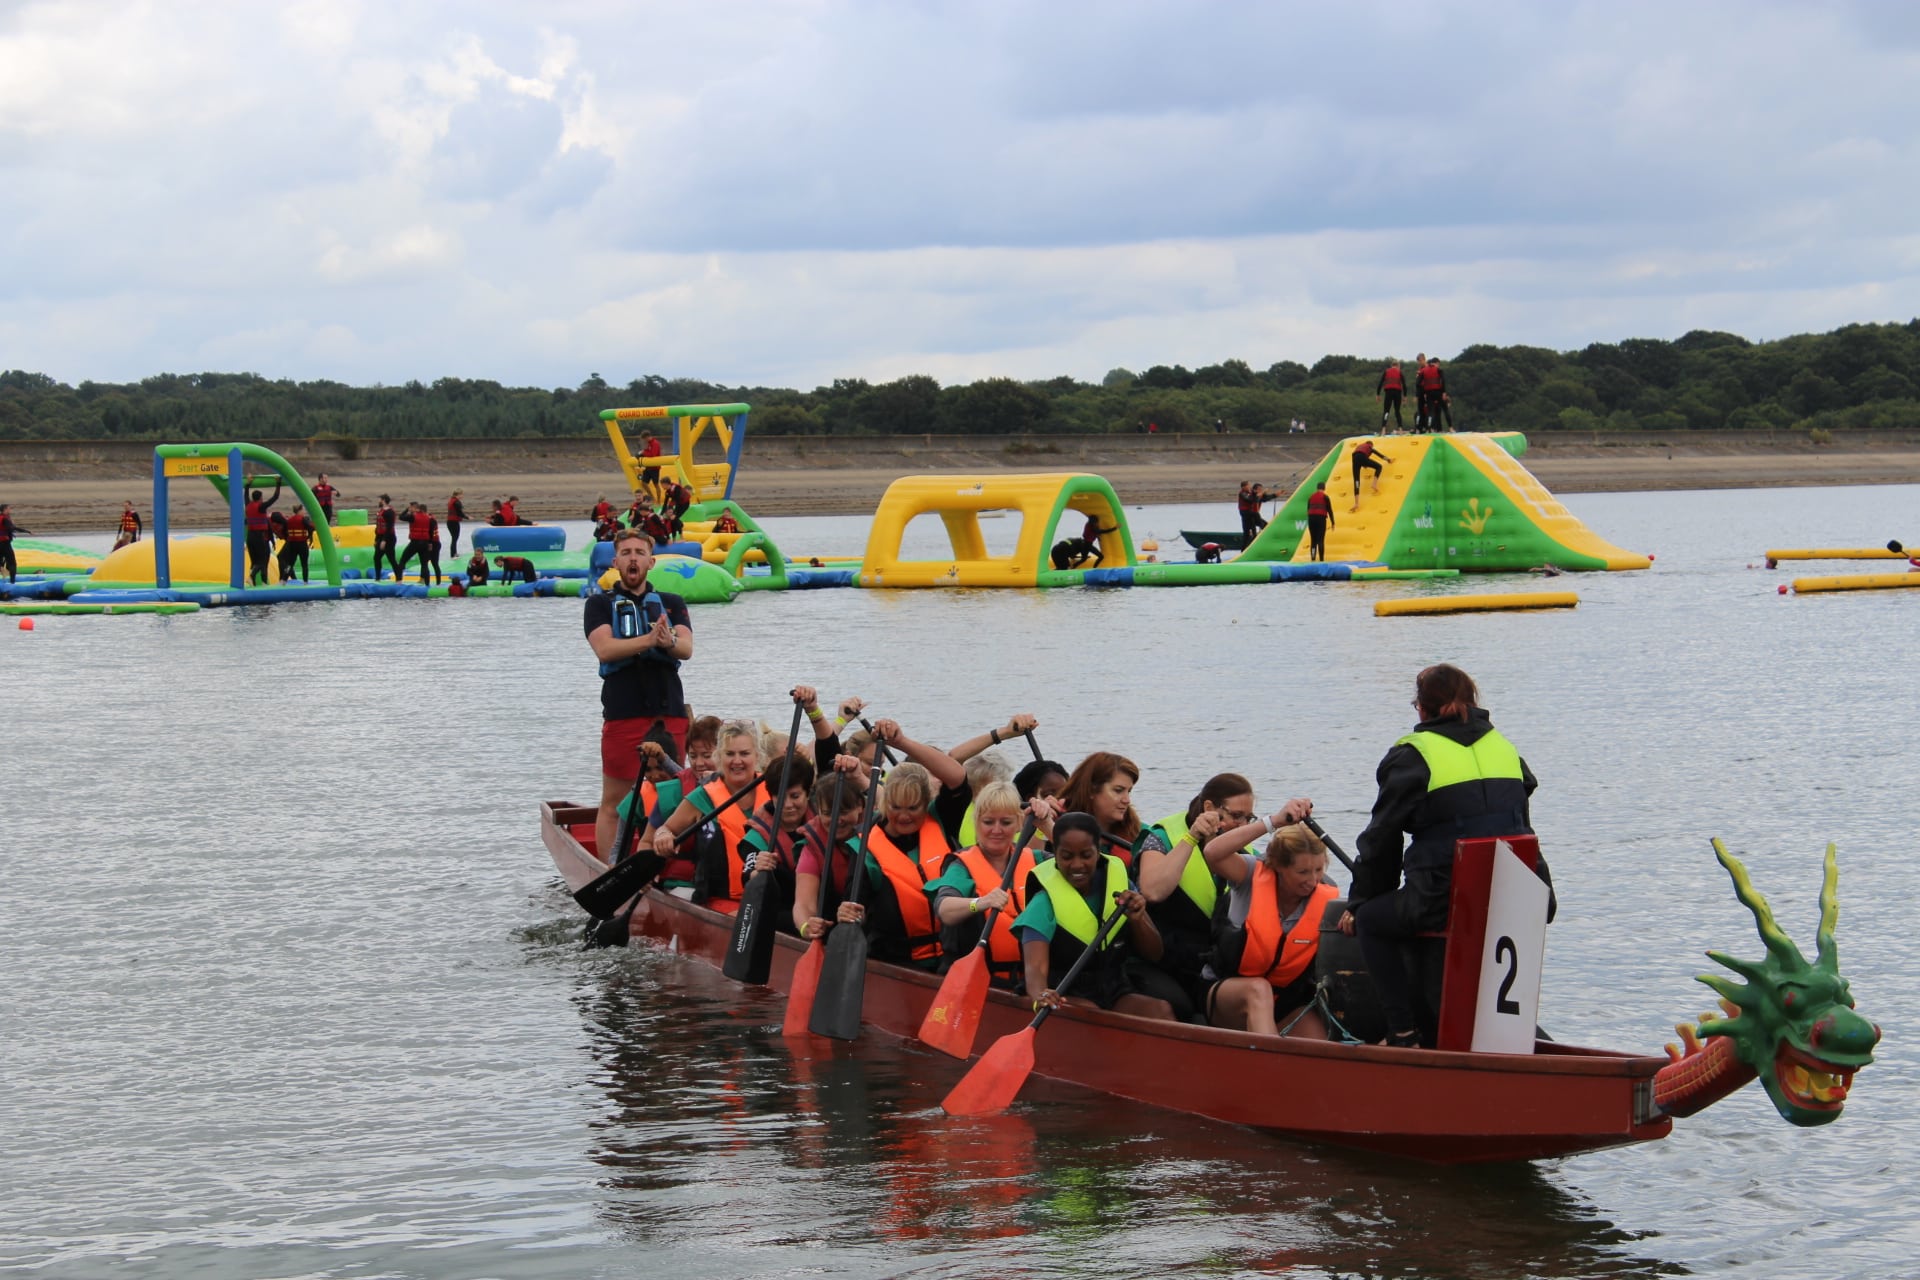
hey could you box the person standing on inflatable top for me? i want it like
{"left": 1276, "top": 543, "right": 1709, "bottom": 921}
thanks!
{"left": 1377, "top": 360, "right": 1406, "bottom": 433}
{"left": 1349, "top": 440, "right": 1391, "bottom": 511}
{"left": 584, "top": 527, "right": 694, "bottom": 862}
{"left": 638, "top": 430, "right": 664, "bottom": 500}
{"left": 1430, "top": 359, "right": 1455, "bottom": 431}
{"left": 372, "top": 495, "right": 401, "bottom": 581}
{"left": 113, "top": 500, "right": 143, "bottom": 550}
{"left": 283, "top": 503, "right": 315, "bottom": 582}
{"left": 446, "top": 490, "right": 469, "bottom": 557}
{"left": 1305, "top": 482, "right": 1335, "bottom": 561}
{"left": 1416, "top": 357, "right": 1447, "bottom": 432}
{"left": 311, "top": 473, "right": 337, "bottom": 523}
{"left": 243, "top": 477, "right": 283, "bottom": 585}
{"left": 1237, "top": 481, "right": 1260, "bottom": 542}
{"left": 395, "top": 501, "right": 436, "bottom": 584}
{"left": 0, "top": 503, "right": 31, "bottom": 583}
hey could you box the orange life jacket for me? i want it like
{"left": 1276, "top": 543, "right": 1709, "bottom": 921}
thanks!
{"left": 869, "top": 819, "right": 955, "bottom": 879}
{"left": 698, "top": 777, "right": 766, "bottom": 900}
{"left": 864, "top": 836, "right": 942, "bottom": 964}
{"left": 1237, "top": 875, "right": 1338, "bottom": 988}
{"left": 952, "top": 845, "right": 1035, "bottom": 980}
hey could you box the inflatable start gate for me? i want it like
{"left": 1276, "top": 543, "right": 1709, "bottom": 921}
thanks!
{"left": 859, "top": 474, "right": 1132, "bottom": 588}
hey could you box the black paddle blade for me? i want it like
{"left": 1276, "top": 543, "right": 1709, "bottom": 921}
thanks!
{"left": 722, "top": 871, "right": 778, "bottom": 984}
{"left": 582, "top": 912, "right": 631, "bottom": 949}
{"left": 573, "top": 848, "right": 664, "bottom": 918}
{"left": 807, "top": 925, "right": 869, "bottom": 1040}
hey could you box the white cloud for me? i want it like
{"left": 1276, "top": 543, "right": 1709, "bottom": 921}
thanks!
{"left": 1, "top": 0, "right": 1917, "bottom": 390}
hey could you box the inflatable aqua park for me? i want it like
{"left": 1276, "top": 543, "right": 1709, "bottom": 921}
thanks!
{"left": 0, "top": 417, "right": 1649, "bottom": 611}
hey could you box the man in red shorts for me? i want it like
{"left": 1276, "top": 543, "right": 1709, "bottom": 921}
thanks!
{"left": 584, "top": 528, "right": 694, "bottom": 862}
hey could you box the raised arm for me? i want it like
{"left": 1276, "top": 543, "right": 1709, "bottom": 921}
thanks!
{"left": 869, "top": 718, "right": 967, "bottom": 793}
{"left": 946, "top": 713, "right": 1038, "bottom": 766}
{"left": 1202, "top": 800, "right": 1313, "bottom": 886}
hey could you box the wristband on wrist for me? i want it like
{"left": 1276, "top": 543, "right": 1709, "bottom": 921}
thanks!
{"left": 969, "top": 896, "right": 980, "bottom": 913}
{"left": 1262, "top": 815, "right": 1276, "bottom": 835}
{"left": 989, "top": 729, "right": 1000, "bottom": 745}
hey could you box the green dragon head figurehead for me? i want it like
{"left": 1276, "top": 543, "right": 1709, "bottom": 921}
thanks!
{"left": 1696, "top": 839, "right": 1880, "bottom": 1126}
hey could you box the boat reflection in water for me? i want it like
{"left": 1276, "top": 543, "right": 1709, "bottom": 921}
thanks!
{"left": 560, "top": 936, "right": 1674, "bottom": 1278}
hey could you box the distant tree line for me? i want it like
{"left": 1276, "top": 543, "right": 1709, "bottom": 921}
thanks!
{"left": 3, "top": 320, "right": 1918, "bottom": 443}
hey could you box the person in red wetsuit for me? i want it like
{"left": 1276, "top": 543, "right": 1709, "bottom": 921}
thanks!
{"left": 466, "top": 550, "right": 490, "bottom": 585}
{"left": 283, "top": 504, "right": 315, "bottom": 582}
{"left": 1415, "top": 358, "right": 1447, "bottom": 432}
{"left": 1349, "top": 440, "right": 1391, "bottom": 511}
{"left": 112, "top": 500, "right": 143, "bottom": 550}
{"left": 0, "top": 503, "right": 32, "bottom": 583}
{"left": 499, "top": 496, "right": 519, "bottom": 527}
{"left": 372, "top": 495, "right": 401, "bottom": 580}
{"left": 495, "top": 554, "right": 537, "bottom": 583}
{"left": 425, "top": 513, "right": 444, "bottom": 584}
{"left": 1377, "top": 360, "right": 1406, "bottom": 432}
{"left": 590, "top": 494, "right": 614, "bottom": 524}
{"left": 1237, "top": 481, "right": 1260, "bottom": 542}
{"left": 395, "top": 502, "right": 437, "bottom": 583}
{"left": 270, "top": 508, "right": 294, "bottom": 581}
{"left": 243, "top": 478, "right": 284, "bottom": 585}
{"left": 1305, "top": 482, "right": 1335, "bottom": 561}
{"left": 638, "top": 430, "right": 664, "bottom": 499}
{"left": 311, "top": 473, "right": 337, "bottom": 523}
{"left": 446, "top": 490, "right": 469, "bottom": 557}
{"left": 1429, "top": 358, "right": 1454, "bottom": 431}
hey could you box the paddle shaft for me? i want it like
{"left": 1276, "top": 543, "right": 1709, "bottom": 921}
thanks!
{"left": 1303, "top": 816, "right": 1358, "bottom": 873}
{"left": 723, "top": 700, "right": 806, "bottom": 982}
{"left": 858, "top": 717, "right": 900, "bottom": 767}
{"left": 1028, "top": 905, "right": 1129, "bottom": 1032}
{"left": 1022, "top": 730, "right": 1042, "bottom": 762}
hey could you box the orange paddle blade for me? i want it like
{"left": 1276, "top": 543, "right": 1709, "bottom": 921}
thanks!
{"left": 918, "top": 948, "right": 989, "bottom": 1058}
{"left": 782, "top": 939, "right": 827, "bottom": 1038}
{"left": 941, "top": 1026, "right": 1036, "bottom": 1116}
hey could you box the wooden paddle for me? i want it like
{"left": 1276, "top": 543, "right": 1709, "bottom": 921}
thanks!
{"left": 917, "top": 816, "right": 1040, "bottom": 1059}
{"left": 573, "top": 766, "right": 770, "bottom": 918}
{"left": 1302, "top": 816, "right": 1358, "bottom": 874}
{"left": 723, "top": 697, "right": 805, "bottom": 983}
{"left": 806, "top": 771, "right": 887, "bottom": 1041}
{"left": 782, "top": 771, "right": 848, "bottom": 1037}
{"left": 941, "top": 902, "right": 1128, "bottom": 1117}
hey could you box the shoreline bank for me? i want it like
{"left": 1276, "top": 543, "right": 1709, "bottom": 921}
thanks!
{"left": 5, "top": 429, "right": 1919, "bottom": 532}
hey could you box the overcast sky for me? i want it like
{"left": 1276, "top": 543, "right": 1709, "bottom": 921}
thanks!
{"left": 3, "top": 1, "right": 1916, "bottom": 390}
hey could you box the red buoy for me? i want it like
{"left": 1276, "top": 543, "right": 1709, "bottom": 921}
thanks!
{"left": 1778, "top": 584, "right": 1789, "bottom": 595}
{"left": 17, "top": 617, "right": 33, "bottom": 630}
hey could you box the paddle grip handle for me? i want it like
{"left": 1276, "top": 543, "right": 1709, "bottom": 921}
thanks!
{"left": 858, "top": 716, "right": 900, "bottom": 767}
{"left": 1029, "top": 907, "right": 1128, "bottom": 1029}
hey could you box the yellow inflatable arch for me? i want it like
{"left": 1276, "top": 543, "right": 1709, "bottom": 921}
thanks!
{"left": 859, "top": 474, "right": 1133, "bottom": 588}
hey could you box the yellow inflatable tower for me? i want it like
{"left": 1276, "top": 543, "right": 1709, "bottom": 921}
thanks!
{"left": 1242, "top": 432, "right": 1649, "bottom": 572}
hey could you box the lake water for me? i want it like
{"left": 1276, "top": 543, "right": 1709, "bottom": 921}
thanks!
{"left": 2, "top": 485, "right": 1916, "bottom": 1279}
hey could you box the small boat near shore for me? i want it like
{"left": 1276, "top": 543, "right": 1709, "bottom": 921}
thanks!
{"left": 541, "top": 801, "right": 1880, "bottom": 1165}
{"left": 1178, "top": 528, "right": 1247, "bottom": 551}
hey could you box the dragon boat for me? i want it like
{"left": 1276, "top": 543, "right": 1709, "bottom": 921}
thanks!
{"left": 540, "top": 801, "right": 1877, "bottom": 1166}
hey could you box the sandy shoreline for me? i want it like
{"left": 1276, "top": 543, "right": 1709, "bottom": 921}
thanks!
{"left": 6, "top": 432, "right": 1920, "bottom": 533}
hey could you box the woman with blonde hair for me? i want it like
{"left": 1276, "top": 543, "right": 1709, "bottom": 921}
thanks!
{"left": 1200, "top": 806, "right": 1331, "bottom": 1038}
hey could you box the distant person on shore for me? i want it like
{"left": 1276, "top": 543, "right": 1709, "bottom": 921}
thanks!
{"left": 283, "top": 504, "right": 315, "bottom": 582}
{"left": 113, "top": 500, "right": 142, "bottom": 550}
{"left": 496, "top": 555, "right": 538, "bottom": 584}
{"left": 1377, "top": 360, "right": 1406, "bottom": 433}
{"left": 243, "top": 478, "right": 283, "bottom": 585}
{"left": 466, "top": 550, "right": 490, "bottom": 585}
{"left": 1215, "top": 417, "right": 1227, "bottom": 434}
{"left": 446, "top": 491, "right": 469, "bottom": 557}
{"left": 0, "top": 503, "right": 31, "bottom": 583}
{"left": 372, "top": 495, "right": 401, "bottom": 581}
{"left": 1306, "top": 483, "right": 1335, "bottom": 560}
{"left": 1350, "top": 441, "right": 1391, "bottom": 511}
{"left": 311, "top": 473, "right": 337, "bottom": 523}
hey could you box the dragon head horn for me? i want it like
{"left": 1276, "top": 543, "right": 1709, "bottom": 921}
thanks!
{"left": 1816, "top": 840, "right": 1840, "bottom": 972}
{"left": 1710, "top": 837, "right": 1809, "bottom": 973}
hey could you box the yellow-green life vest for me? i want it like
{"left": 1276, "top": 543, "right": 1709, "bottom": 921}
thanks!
{"left": 1031, "top": 854, "right": 1129, "bottom": 945}
{"left": 1394, "top": 728, "right": 1523, "bottom": 789}
{"left": 1150, "top": 811, "right": 1220, "bottom": 918}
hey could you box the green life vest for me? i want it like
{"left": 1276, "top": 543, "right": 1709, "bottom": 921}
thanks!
{"left": 1031, "top": 855, "right": 1129, "bottom": 945}
{"left": 958, "top": 799, "right": 978, "bottom": 847}
{"left": 1394, "top": 728, "right": 1523, "bottom": 789}
{"left": 1149, "top": 812, "right": 1219, "bottom": 917}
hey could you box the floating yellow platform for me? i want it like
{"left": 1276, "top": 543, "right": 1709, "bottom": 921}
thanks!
{"left": 1375, "top": 591, "right": 1579, "bottom": 617}
{"left": 1765, "top": 548, "right": 1910, "bottom": 567}
{"left": 1791, "top": 573, "right": 1920, "bottom": 594}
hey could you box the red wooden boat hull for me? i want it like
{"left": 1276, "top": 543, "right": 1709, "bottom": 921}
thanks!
{"left": 543, "top": 801, "right": 1673, "bottom": 1165}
